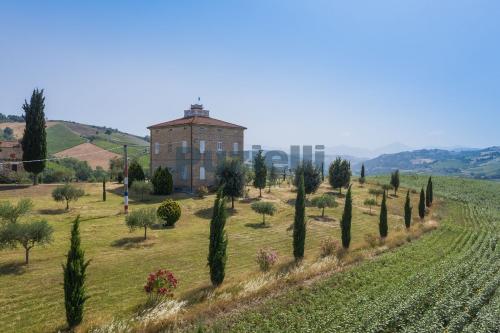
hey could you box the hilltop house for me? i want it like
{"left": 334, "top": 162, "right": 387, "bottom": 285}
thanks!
{"left": 148, "top": 104, "right": 246, "bottom": 191}
{"left": 0, "top": 141, "right": 23, "bottom": 176}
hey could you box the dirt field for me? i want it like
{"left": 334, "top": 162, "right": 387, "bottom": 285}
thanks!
{"left": 53, "top": 142, "right": 121, "bottom": 169}
{"left": 0, "top": 121, "right": 59, "bottom": 139}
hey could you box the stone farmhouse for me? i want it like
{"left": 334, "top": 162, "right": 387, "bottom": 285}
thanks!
{"left": 148, "top": 104, "right": 246, "bottom": 191}
{"left": 0, "top": 140, "right": 23, "bottom": 176}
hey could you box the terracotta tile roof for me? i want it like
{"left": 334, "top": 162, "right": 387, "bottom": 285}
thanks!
{"left": 148, "top": 116, "right": 246, "bottom": 130}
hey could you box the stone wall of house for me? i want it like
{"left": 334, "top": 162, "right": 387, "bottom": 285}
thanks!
{"left": 0, "top": 142, "right": 24, "bottom": 175}
{"left": 150, "top": 125, "right": 244, "bottom": 190}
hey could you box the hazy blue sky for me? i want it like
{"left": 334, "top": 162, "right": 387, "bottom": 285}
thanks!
{"left": 1, "top": 0, "right": 499, "bottom": 150}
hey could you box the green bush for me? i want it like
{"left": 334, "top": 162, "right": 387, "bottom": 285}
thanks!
{"left": 152, "top": 166, "right": 173, "bottom": 195}
{"left": 128, "top": 160, "right": 145, "bottom": 187}
{"left": 130, "top": 181, "right": 152, "bottom": 201}
{"left": 157, "top": 199, "right": 181, "bottom": 226}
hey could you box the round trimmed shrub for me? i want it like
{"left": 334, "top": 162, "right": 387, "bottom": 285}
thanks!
{"left": 157, "top": 199, "right": 181, "bottom": 226}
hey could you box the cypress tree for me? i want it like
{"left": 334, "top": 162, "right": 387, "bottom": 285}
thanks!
{"left": 253, "top": 150, "right": 267, "bottom": 197}
{"left": 359, "top": 163, "right": 366, "bottom": 185}
{"left": 21, "top": 89, "right": 47, "bottom": 185}
{"left": 340, "top": 160, "right": 351, "bottom": 193}
{"left": 63, "top": 216, "right": 90, "bottom": 328}
{"left": 293, "top": 171, "right": 306, "bottom": 260}
{"left": 390, "top": 170, "right": 400, "bottom": 195}
{"left": 419, "top": 188, "right": 426, "bottom": 220}
{"left": 340, "top": 185, "right": 352, "bottom": 248}
{"left": 429, "top": 177, "right": 433, "bottom": 204}
{"left": 208, "top": 188, "right": 228, "bottom": 286}
{"left": 404, "top": 190, "right": 412, "bottom": 229}
{"left": 102, "top": 178, "right": 106, "bottom": 202}
{"left": 425, "top": 179, "right": 431, "bottom": 208}
{"left": 379, "top": 190, "right": 388, "bottom": 238}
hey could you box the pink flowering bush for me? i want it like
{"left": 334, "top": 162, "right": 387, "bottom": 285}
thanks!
{"left": 144, "top": 269, "right": 178, "bottom": 298}
{"left": 256, "top": 248, "right": 278, "bottom": 272}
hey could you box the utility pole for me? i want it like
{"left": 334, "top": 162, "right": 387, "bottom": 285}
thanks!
{"left": 123, "top": 144, "right": 129, "bottom": 214}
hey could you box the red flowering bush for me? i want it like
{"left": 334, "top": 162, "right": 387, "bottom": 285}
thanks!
{"left": 144, "top": 269, "right": 178, "bottom": 298}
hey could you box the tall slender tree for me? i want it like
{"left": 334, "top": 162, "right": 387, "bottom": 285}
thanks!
{"left": 268, "top": 163, "right": 278, "bottom": 192}
{"left": 293, "top": 171, "right": 306, "bottom": 260}
{"left": 63, "top": 216, "right": 90, "bottom": 329}
{"left": 340, "top": 159, "right": 351, "bottom": 192}
{"left": 430, "top": 179, "right": 434, "bottom": 205}
{"left": 390, "top": 170, "right": 400, "bottom": 195}
{"left": 419, "top": 188, "right": 426, "bottom": 220}
{"left": 379, "top": 191, "right": 388, "bottom": 238}
{"left": 426, "top": 176, "right": 433, "bottom": 206}
{"left": 404, "top": 190, "right": 412, "bottom": 229}
{"left": 429, "top": 177, "right": 433, "bottom": 204}
{"left": 425, "top": 179, "right": 431, "bottom": 208}
{"left": 21, "top": 89, "right": 47, "bottom": 185}
{"left": 208, "top": 188, "right": 228, "bottom": 286}
{"left": 340, "top": 185, "right": 352, "bottom": 248}
{"left": 253, "top": 150, "right": 267, "bottom": 197}
{"left": 359, "top": 163, "right": 366, "bottom": 185}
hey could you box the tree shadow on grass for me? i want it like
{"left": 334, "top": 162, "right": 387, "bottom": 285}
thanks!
{"left": 0, "top": 261, "right": 26, "bottom": 275}
{"left": 0, "top": 185, "right": 30, "bottom": 192}
{"left": 308, "top": 215, "right": 335, "bottom": 222}
{"left": 194, "top": 207, "right": 237, "bottom": 220}
{"left": 110, "top": 236, "right": 154, "bottom": 249}
{"left": 244, "top": 222, "right": 271, "bottom": 229}
{"left": 239, "top": 197, "right": 260, "bottom": 204}
{"left": 150, "top": 224, "right": 175, "bottom": 230}
{"left": 362, "top": 211, "right": 376, "bottom": 216}
{"left": 38, "top": 208, "right": 67, "bottom": 215}
{"left": 107, "top": 186, "right": 193, "bottom": 203}
{"left": 286, "top": 198, "right": 314, "bottom": 207}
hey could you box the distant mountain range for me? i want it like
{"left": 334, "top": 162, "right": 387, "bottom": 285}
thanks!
{"left": 325, "top": 142, "right": 413, "bottom": 159}
{"left": 360, "top": 146, "right": 500, "bottom": 179}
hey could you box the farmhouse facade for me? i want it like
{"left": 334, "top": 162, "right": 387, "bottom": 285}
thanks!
{"left": 0, "top": 140, "right": 24, "bottom": 175}
{"left": 148, "top": 104, "right": 246, "bottom": 191}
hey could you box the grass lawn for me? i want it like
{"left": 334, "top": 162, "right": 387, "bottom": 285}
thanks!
{"left": 0, "top": 179, "right": 421, "bottom": 333}
{"left": 46, "top": 123, "right": 86, "bottom": 155}
{"left": 211, "top": 176, "right": 500, "bottom": 332}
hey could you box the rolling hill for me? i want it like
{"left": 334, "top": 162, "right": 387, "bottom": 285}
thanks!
{"left": 0, "top": 120, "right": 150, "bottom": 170}
{"left": 362, "top": 146, "right": 500, "bottom": 179}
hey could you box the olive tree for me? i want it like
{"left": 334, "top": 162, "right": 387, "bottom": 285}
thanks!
{"left": 126, "top": 208, "right": 157, "bottom": 239}
{"left": 369, "top": 188, "right": 384, "bottom": 204}
{"left": 364, "top": 198, "right": 377, "bottom": 215}
{"left": 52, "top": 184, "right": 85, "bottom": 210}
{"left": 0, "top": 220, "right": 53, "bottom": 264}
{"left": 251, "top": 201, "right": 277, "bottom": 226}
{"left": 311, "top": 194, "right": 337, "bottom": 217}
{"left": 0, "top": 199, "right": 33, "bottom": 224}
